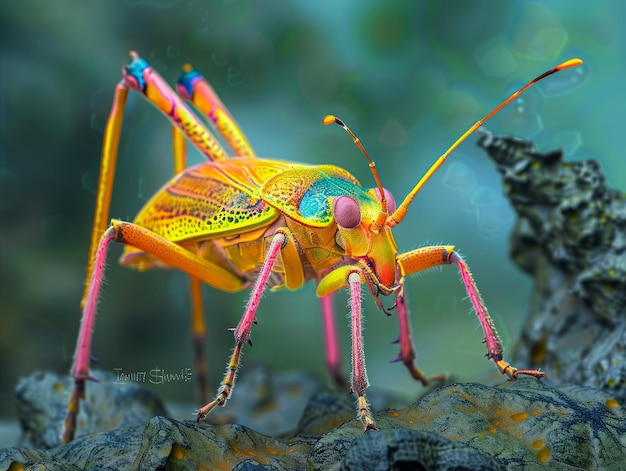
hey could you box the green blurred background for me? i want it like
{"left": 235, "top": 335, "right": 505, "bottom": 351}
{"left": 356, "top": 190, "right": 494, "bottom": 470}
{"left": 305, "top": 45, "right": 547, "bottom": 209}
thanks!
{"left": 1, "top": 0, "right": 624, "bottom": 423}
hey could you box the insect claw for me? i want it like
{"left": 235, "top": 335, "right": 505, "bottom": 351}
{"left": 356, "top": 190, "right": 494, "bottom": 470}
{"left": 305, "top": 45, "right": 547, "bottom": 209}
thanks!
{"left": 482, "top": 338, "right": 487, "bottom": 344}
{"left": 248, "top": 339, "right": 253, "bottom": 347}
{"left": 389, "top": 355, "right": 401, "bottom": 363}
{"left": 365, "top": 423, "right": 379, "bottom": 432}
{"left": 227, "top": 327, "right": 236, "bottom": 332}
{"left": 253, "top": 318, "right": 258, "bottom": 325}
{"left": 90, "top": 354, "right": 98, "bottom": 363}
{"left": 88, "top": 375, "right": 100, "bottom": 383}
{"left": 391, "top": 338, "right": 400, "bottom": 344}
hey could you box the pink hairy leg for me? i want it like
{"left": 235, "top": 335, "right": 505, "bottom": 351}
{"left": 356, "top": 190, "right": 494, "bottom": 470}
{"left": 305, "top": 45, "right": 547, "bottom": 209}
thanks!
{"left": 449, "top": 252, "right": 546, "bottom": 379}
{"left": 62, "top": 227, "right": 116, "bottom": 444}
{"left": 196, "top": 231, "right": 287, "bottom": 421}
{"left": 61, "top": 227, "right": 115, "bottom": 443}
{"left": 396, "top": 245, "right": 546, "bottom": 380}
{"left": 348, "top": 271, "right": 377, "bottom": 431}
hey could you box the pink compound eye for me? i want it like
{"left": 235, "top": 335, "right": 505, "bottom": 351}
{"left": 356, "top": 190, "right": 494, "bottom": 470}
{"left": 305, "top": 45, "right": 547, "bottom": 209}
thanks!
{"left": 333, "top": 196, "right": 361, "bottom": 229}
{"left": 374, "top": 188, "right": 397, "bottom": 215}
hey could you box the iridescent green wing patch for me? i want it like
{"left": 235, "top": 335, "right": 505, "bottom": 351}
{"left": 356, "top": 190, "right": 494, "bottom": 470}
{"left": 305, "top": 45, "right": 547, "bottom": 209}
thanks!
{"left": 260, "top": 165, "right": 363, "bottom": 227}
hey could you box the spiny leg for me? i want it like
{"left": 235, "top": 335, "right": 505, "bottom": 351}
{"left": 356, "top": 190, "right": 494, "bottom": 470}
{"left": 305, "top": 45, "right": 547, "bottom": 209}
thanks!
{"left": 396, "top": 245, "right": 546, "bottom": 380}
{"left": 197, "top": 231, "right": 286, "bottom": 421}
{"left": 62, "top": 221, "right": 248, "bottom": 443}
{"left": 63, "top": 227, "right": 117, "bottom": 444}
{"left": 347, "top": 271, "right": 377, "bottom": 431}
{"left": 449, "top": 251, "right": 546, "bottom": 379}
{"left": 320, "top": 293, "right": 347, "bottom": 390}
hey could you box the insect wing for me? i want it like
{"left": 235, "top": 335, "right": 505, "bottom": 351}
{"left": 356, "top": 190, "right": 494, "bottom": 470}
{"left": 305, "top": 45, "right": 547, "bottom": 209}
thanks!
{"left": 133, "top": 159, "right": 292, "bottom": 243}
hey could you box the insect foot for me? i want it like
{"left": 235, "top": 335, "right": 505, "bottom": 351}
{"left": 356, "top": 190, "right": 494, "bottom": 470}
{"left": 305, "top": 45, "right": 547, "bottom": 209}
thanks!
{"left": 496, "top": 360, "right": 547, "bottom": 381}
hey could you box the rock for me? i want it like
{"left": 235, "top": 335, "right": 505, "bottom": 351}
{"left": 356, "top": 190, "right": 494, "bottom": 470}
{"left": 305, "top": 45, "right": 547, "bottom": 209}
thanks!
{"left": 10, "top": 363, "right": 320, "bottom": 451}
{"left": 14, "top": 369, "right": 167, "bottom": 449}
{"left": 477, "top": 132, "right": 626, "bottom": 400}
{"left": 2, "top": 374, "right": 625, "bottom": 469}
{"left": 312, "top": 378, "right": 626, "bottom": 470}
{"left": 341, "top": 428, "right": 504, "bottom": 471}
{"left": 205, "top": 362, "right": 321, "bottom": 437}
{"left": 1, "top": 417, "right": 311, "bottom": 470}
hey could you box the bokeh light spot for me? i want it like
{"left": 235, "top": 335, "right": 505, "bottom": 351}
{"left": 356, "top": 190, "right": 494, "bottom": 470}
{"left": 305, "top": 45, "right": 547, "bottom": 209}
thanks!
{"left": 81, "top": 169, "right": 97, "bottom": 195}
{"left": 471, "top": 187, "right": 510, "bottom": 239}
{"left": 474, "top": 36, "right": 518, "bottom": 79}
{"left": 359, "top": 4, "right": 411, "bottom": 53}
{"left": 497, "top": 99, "right": 544, "bottom": 138}
{"left": 166, "top": 45, "right": 181, "bottom": 59}
{"left": 378, "top": 118, "right": 407, "bottom": 149}
{"left": 511, "top": 3, "right": 567, "bottom": 61}
{"left": 442, "top": 161, "right": 477, "bottom": 194}
{"left": 526, "top": 27, "right": 568, "bottom": 61}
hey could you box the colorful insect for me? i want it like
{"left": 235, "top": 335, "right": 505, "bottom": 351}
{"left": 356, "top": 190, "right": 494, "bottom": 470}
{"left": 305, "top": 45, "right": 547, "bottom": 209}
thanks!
{"left": 61, "top": 51, "right": 583, "bottom": 442}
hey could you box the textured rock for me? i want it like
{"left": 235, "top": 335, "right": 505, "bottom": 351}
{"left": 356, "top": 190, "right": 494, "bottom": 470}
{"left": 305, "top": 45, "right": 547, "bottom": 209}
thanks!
{"left": 341, "top": 428, "right": 503, "bottom": 471}
{"left": 204, "top": 362, "right": 321, "bottom": 437}
{"left": 2, "top": 374, "right": 625, "bottom": 469}
{"left": 14, "top": 369, "right": 167, "bottom": 449}
{"left": 311, "top": 378, "right": 626, "bottom": 470}
{"left": 477, "top": 133, "right": 626, "bottom": 399}
{"left": 1, "top": 417, "right": 311, "bottom": 470}
{"left": 9, "top": 363, "right": 320, "bottom": 451}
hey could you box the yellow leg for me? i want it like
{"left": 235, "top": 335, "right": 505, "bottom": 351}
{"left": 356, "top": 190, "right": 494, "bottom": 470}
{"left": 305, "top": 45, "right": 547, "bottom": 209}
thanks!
{"left": 111, "top": 220, "right": 246, "bottom": 291}
{"left": 82, "top": 82, "right": 128, "bottom": 309}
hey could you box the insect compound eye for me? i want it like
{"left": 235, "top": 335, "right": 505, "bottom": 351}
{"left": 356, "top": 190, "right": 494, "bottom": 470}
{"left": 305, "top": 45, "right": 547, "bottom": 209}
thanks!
{"left": 374, "top": 187, "right": 397, "bottom": 215}
{"left": 333, "top": 196, "right": 361, "bottom": 229}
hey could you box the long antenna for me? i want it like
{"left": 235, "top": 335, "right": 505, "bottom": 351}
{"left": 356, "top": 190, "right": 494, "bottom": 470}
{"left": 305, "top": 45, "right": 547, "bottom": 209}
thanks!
{"left": 323, "top": 114, "right": 388, "bottom": 231}
{"left": 388, "top": 57, "right": 583, "bottom": 227}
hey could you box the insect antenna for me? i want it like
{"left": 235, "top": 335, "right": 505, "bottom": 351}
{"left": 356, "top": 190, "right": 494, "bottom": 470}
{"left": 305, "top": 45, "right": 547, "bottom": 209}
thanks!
{"left": 387, "top": 57, "right": 583, "bottom": 227}
{"left": 323, "top": 115, "right": 388, "bottom": 231}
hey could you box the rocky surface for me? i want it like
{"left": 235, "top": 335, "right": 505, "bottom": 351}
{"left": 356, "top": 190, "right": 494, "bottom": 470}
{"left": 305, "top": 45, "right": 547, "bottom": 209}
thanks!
{"left": 14, "top": 369, "right": 168, "bottom": 450}
{"left": 2, "top": 371, "right": 624, "bottom": 470}
{"left": 477, "top": 132, "right": 626, "bottom": 400}
{"left": 6, "top": 363, "right": 320, "bottom": 451}
{"left": 309, "top": 378, "right": 625, "bottom": 470}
